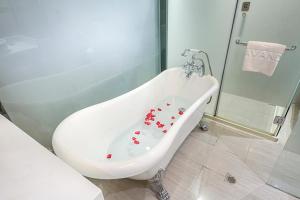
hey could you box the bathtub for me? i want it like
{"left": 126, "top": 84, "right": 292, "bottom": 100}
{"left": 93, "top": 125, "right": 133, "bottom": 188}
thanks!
{"left": 52, "top": 67, "right": 218, "bottom": 180}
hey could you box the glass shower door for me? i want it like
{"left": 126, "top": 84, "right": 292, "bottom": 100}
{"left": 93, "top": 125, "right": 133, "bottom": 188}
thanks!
{"left": 217, "top": 0, "right": 300, "bottom": 135}
{"left": 268, "top": 103, "right": 300, "bottom": 197}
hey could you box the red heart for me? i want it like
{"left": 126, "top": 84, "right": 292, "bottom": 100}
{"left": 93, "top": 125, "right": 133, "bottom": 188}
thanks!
{"left": 106, "top": 154, "right": 112, "bottom": 159}
{"left": 134, "top": 131, "right": 140, "bottom": 135}
{"left": 134, "top": 140, "right": 140, "bottom": 144}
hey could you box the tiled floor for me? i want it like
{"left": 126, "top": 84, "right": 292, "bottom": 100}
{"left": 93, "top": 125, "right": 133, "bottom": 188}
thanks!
{"left": 90, "top": 119, "right": 299, "bottom": 200}
{"left": 268, "top": 150, "right": 300, "bottom": 198}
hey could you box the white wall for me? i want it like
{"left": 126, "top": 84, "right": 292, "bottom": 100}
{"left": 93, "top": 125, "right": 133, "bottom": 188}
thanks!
{"left": 167, "top": 0, "right": 237, "bottom": 114}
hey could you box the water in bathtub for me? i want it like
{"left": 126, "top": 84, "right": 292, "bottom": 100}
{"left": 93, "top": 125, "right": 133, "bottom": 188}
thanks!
{"left": 105, "top": 96, "right": 192, "bottom": 161}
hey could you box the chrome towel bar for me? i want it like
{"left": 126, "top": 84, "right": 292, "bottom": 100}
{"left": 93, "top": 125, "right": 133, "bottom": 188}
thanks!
{"left": 235, "top": 39, "right": 297, "bottom": 51}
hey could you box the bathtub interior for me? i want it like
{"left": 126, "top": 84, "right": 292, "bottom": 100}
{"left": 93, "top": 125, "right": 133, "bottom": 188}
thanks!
{"left": 53, "top": 68, "right": 216, "bottom": 163}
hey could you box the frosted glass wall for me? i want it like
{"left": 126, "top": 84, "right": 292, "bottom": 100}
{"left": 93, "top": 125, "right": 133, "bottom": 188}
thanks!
{"left": 167, "top": 0, "right": 237, "bottom": 114}
{"left": 0, "top": 0, "right": 160, "bottom": 148}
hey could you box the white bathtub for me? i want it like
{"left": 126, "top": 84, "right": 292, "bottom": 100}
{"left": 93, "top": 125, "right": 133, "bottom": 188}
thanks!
{"left": 52, "top": 67, "right": 218, "bottom": 180}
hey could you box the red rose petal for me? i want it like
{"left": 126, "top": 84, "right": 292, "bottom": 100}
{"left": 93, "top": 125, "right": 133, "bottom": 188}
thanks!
{"left": 134, "top": 131, "right": 140, "bottom": 135}
{"left": 132, "top": 137, "right": 137, "bottom": 140}
{"left": 171, "top": 116, "right": 175, "bottom": 120}
{"left": 134, "top": 140, "right": 140, "bottom": 144}
{"left": 157, "top": 108, "right": 162, "bottom": 111}
{"left": 158, "top": 124, "right": 165, "bottom": 128}
{"left": 167, "top": 103, "right": 170, "bottom": 106}
{"left": 163, "top": 130, "right": 167, "bottom": 133}
{"left": 179, "top": 111, "right": 184, "bottom": 115}
{"left": 106, "top": 154, "right": 112, "bottom": 159}
{"left": 170, "top": 123, "right": 174, "bottom": 126}
{"left": 145, "top": 121, "right": 151, "bottom": 125}
{"left": 150, "top": 109, "right": 155, "bottom": 112}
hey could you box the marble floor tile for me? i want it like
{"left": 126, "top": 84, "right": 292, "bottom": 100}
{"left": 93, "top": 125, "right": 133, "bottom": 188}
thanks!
{"left": 241, "top": 184, "right": 299, "bottom": 200}
{"left": 89, "top": 119, "right": 299, "bottom": 200}
{"left": 178, "top": 134, "right": 213, "bottom": 166}
{"left": 191, "top": 128, "right": 219, "bottom": 146}
{"left": 246, "top": 140, "right": 284, "bottom": 182}
{"left": 205, "top": 143, "right": 265, "bottom": 194}
{"left": 268, "top": 150, "right": 300, "bottom": 197}
{"left": 195, "top": 168, "right": 258, "bottom": 200}
{"left": 190, "top": 119, "right": 221, "bottom": 146}
{"left": 91, "top": 178, "right": 155, "bottom": 200}
{"left": 215, "top": 127, "right": 258, "bottom": 162}
{"left": 164, "top": 151, "right": 204, "bottom": 186}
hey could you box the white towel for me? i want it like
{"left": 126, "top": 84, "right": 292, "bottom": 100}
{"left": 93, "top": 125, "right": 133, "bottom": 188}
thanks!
{"left": 243, "top": 41, "right": 286, "bottom": 76}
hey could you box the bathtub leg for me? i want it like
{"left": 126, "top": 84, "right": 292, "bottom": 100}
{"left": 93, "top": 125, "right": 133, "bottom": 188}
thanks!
{"left": 199, "top": 120, "right": 208, "bottom": 131}
{"left": 149, "top": 169, "right": 170, "bottom": 200}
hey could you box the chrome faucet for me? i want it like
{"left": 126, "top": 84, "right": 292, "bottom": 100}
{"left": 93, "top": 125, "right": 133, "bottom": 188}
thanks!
{"left": 182, "top": 54, "right": 205, "bottom": 78}
{"left": 181, "top": 49, "right": 213, "bottom": 78}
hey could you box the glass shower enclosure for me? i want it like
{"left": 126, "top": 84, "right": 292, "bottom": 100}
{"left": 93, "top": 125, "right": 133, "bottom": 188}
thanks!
{"left": 216, "top": 0, "right": 300, "bottom": 136}
{"left": 267, "top": 83, "right": 300, "bottom": 197}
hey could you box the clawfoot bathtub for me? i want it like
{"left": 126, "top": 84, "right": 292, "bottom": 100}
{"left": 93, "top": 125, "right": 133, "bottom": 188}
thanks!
{"left": 52, "top": 67, "right": 218, "bottom": 197}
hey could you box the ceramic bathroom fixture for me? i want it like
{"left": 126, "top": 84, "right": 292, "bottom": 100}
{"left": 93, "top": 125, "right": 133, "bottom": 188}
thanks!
{"left": 52, "top": 67, "right": 218, "bottom": 198}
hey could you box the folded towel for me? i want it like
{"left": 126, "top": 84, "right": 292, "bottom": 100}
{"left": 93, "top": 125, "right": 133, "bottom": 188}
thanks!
{"left": 243, "top": 41, "right": 286, "bottom": 76}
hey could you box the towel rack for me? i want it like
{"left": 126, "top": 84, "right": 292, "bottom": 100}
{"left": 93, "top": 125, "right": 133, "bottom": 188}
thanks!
{"left": 235, "top": 39, "right": 297, "bottom": 51}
